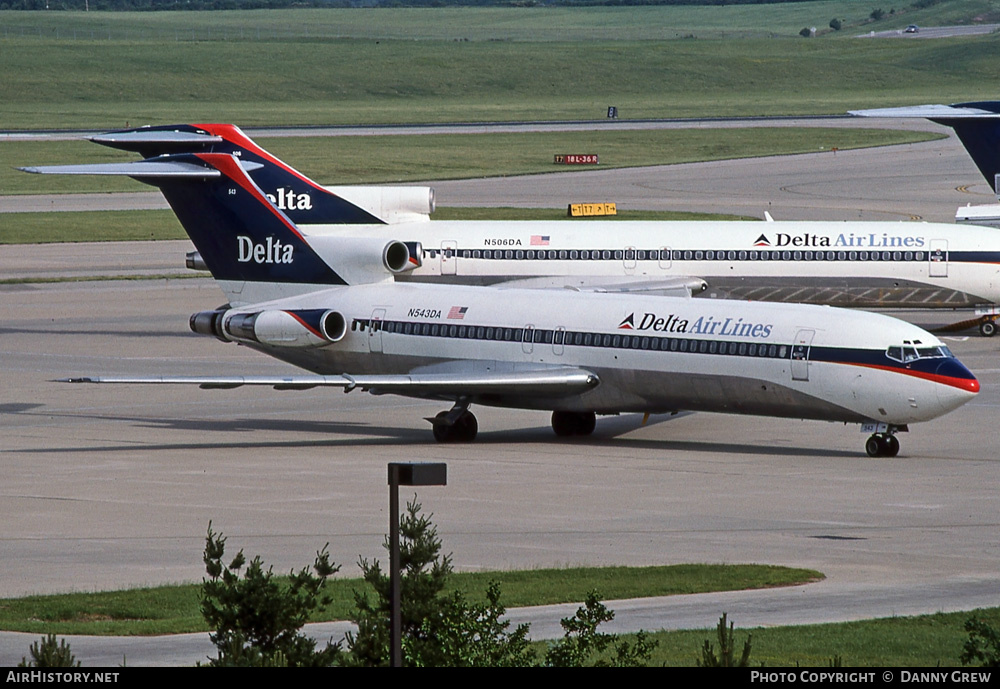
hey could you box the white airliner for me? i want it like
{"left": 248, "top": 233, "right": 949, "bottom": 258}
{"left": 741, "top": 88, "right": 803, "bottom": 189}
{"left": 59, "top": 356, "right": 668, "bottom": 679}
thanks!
{"left": 38, "top": 123, "right": 1000, "bottom": 312}
{"left": 26, "top": 151, "right": 979, "bottom": 456}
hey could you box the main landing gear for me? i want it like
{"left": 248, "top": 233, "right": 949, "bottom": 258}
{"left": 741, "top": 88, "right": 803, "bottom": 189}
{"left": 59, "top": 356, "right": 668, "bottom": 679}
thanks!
{"left": 430, "top": 408, "right": 478, "bottom": 443}
{"left": 428, "top": 406, "right": 599, "bottom": 443}
{"left": 551, "top": 411, "right": 596, "bottom": 437}
{"left": 865, "top": 432, "right": 900, "bottom": 458}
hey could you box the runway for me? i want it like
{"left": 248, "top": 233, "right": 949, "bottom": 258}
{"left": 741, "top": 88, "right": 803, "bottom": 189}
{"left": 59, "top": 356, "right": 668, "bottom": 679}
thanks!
{"left": 2, "top": 122, "right": 1000, "bottom": 665}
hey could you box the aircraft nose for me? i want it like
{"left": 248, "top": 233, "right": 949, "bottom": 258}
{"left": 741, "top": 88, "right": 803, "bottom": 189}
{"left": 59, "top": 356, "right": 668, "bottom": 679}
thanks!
{"left": 934, "top": 358, "right": 979, "bottom": 411}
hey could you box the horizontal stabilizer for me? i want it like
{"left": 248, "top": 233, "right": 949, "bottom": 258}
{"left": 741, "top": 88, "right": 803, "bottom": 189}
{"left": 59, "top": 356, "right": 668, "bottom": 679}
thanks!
{"left": 59, "top": 367, "right": 600, "bottom": 398}
{"left": 91, "top": 128, "right": 223, "bottom": 153}
{"left": 18, "top": 159, "right": 262, "bottom": 178}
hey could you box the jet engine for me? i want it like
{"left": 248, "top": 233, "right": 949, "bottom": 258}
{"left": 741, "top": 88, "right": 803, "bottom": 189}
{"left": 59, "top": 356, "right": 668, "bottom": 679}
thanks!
{"left": 190, "top": 308, "right": 347, "bottom": 348}
{"left": 305, "top": 236, "right": 417, "bottom": 284}
{"left": 186, "top": 237, "right": 421, "bottom": 280}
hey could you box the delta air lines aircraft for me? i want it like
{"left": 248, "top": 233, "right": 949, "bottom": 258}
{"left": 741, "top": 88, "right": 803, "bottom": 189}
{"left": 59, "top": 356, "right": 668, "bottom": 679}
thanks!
{"left": 26, "top": 151, "right": 979, "bottom": 456}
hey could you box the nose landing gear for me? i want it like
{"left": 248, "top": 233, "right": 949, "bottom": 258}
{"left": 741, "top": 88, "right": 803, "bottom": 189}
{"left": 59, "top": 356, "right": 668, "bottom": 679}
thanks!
{"left": 551, "top": 411, "right": 597, "bottom": 437}
{"left": 865, "top": 433, "right": 900, "bottom": 457}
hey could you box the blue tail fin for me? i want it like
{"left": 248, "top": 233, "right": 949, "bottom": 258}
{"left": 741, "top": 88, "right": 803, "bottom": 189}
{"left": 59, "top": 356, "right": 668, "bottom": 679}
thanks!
{"left": 91, "top": 124, "right": 387, "bottom": 224}
{"left": 929, "top": 102, "right": 1000, "bottom": 194}
{"left": 143, "top": 153, "right": 348, "bottom": 287}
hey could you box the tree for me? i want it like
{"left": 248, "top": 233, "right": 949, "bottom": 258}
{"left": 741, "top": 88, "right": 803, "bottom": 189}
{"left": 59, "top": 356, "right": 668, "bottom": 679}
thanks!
{"left": 200, "top": 504, "right": 656, "bottom": 667}
{"left": 200, "top": 523, "right": 341, "bottom": 667}
{"left": 544, "top": 592, "right": 657, "bottom": 667}
{"left": 17, "top": 635, "right": 79, "bottom": 668}
{"left": 408, "top": 582, "right": 535, "bottom": 667}
{"left": 346, "top": 499, "right": 453, "bottom": 665}
{"left": 829, "top": 18, "right": 842, "bottom": 31}
{"left": 961, "top": 616, "right": 1000, "bottom": 667}
{"left": 698, "top": 613, "right": 753, "bottom": 667}
{"left": 346, "top": 498, "right": 533, "bottom": 666}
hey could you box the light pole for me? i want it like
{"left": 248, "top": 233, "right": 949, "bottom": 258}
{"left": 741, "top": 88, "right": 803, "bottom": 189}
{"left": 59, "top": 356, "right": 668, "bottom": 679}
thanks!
{"left": 388, "top": 462, "right": 447, "bottom": 667}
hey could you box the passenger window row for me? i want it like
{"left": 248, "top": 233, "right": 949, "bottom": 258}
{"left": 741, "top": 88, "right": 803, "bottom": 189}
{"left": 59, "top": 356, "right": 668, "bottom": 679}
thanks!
{"left": 426, "top": 248, "right": 930, "bottom": 262}
{"left": 353, "top": 319, "right": 792, "bottom": 360}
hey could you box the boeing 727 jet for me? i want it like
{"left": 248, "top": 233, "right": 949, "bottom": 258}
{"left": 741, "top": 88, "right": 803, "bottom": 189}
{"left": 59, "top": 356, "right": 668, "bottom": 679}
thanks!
{"left": 28, "top": 151, "right": 979, "bottom": 455}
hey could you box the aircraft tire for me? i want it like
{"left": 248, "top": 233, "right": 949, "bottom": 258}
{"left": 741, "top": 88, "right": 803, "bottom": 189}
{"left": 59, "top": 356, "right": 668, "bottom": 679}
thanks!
{"left": 980, "top": 320, "right": 997, "bottom": 337}
{"left": 551, "top": 411, "right": 596, "bottom": 437}
{"left": 454, "top": 411, "right": 478, "bottom": 443}
{"left": 576, "top": 411, "right": 597, "bottom": 436}
{"left": 885, "top": 435, "right": 900, "bottom": 457}
{"left": 865, "top": 435, "right": 884, "bottom": 458}
{"left": 432, "top": 413, "right": 453, "bottom": 443}
{"left": 432, "top": 410, "right": 478, "bottom": 443}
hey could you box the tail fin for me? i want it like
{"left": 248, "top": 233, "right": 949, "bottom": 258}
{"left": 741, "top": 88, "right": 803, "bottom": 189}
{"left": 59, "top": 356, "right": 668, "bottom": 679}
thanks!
{"left": 151, "top": 153, "right": 348, "bottom": 288}
{"left": 928, "top": 102, "right": 1000, "bottom": 196}
{"left": 21, "top": 153, "right": 413, "bottom": 305}
{"left": 89, "top": 124, "right": 433, "bottom": 225}
{"left": 850, "top": 103, "right": 1000, "bottom": 195}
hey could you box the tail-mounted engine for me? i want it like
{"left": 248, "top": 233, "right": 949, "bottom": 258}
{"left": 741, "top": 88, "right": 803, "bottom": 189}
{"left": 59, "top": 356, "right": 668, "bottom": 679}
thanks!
{"left": 185, "top": 238, "right": 421, "bottom": 278}
{"left": 190, "top": 308, "right": 347, "bottom": 348}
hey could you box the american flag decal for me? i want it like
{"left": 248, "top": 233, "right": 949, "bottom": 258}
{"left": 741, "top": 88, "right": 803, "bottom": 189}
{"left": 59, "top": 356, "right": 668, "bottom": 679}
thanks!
{"left": 447, "top": 306, "right": 468, "bottom": 320}
{"left": 530, "top": 235, "right": 550, "bottom": 246}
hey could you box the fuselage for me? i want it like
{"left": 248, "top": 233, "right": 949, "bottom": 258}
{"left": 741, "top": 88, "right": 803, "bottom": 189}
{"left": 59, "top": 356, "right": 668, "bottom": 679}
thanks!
{"left": 229, "top": 281, "right": 978, "bottom": 426}
{"left": 300, "top": 220, "right": 1000, "bottom": 308}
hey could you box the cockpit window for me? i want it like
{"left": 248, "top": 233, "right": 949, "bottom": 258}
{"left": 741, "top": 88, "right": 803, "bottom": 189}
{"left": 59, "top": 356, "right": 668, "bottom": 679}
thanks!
{"left": 886, "top": 344, "right": 952, "bottom": 362}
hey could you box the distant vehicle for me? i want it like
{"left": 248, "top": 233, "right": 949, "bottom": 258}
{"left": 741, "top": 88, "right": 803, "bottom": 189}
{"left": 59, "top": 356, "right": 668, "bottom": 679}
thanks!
{"left": 905, "top": 25, "right": 919, "bottom": 33}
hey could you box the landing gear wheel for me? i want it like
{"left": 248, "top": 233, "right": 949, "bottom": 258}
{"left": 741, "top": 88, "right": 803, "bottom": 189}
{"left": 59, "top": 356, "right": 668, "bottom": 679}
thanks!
{"left": 980, "top": 319, "right": 997, "bottom": 338}
{"left": 551, "top": 411, "right": 597, "bottom": 437}
{"left": 865, "top": 433, "right": 899, "bottom": 457}
{"left": 432, "top": 410, "right": 478, "bottom": 443}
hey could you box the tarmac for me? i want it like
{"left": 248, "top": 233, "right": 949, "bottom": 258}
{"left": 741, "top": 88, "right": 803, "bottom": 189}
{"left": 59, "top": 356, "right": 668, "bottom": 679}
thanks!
{"left": 1, "top": 128, "right": 999, "bottom": 665}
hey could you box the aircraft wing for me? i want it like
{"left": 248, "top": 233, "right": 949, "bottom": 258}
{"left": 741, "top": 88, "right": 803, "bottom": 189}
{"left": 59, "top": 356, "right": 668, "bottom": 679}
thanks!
{"left": 494, "top": 275, "right": 708, "bottom": 297}
{"left": 60, "top": 367, "right": 600, "bottom": 398}
{"left": 849, "top": 104, "right": 1000, "bottom": 119}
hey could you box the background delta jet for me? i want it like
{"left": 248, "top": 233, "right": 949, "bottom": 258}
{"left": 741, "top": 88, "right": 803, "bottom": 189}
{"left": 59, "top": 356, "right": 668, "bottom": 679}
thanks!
{"left": 32, "top": 151, "right": 979, "bottom": 456}
{"left": 25, "top": 124, "right": 1000, "bottom": 321}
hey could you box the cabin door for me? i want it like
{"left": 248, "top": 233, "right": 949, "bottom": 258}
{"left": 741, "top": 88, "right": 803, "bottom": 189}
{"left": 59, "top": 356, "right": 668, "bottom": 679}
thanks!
{"left": 624, "top": 246, "right": 637, "bottom": 274}
{"left": 791, "top": 329, "right": 815, "bottom": 382}
{"left": 441, "top": 240, "right": 458, "bottom": 275}
{"left": 929, "top": 239, "right": 949, "bottom": 278}
{"left": 368, "top": 308, "right": 386, "bottom": 353}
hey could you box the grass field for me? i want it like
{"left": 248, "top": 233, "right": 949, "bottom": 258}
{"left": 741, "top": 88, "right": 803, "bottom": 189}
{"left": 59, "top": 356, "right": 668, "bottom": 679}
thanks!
{"left": 648, "top": 608, "right": 1000, "bottom": 667}
{"left": 0, "top": 563, "right": 820, "bottom": 636}
{"left": 3, "top": 127, "right": 941, "bottom": 197}
{"left": 1, "top": 4, "right": 999, "bottom": 129}
{"left": 2, "top": 2, "right": 996, "bottom": 41}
